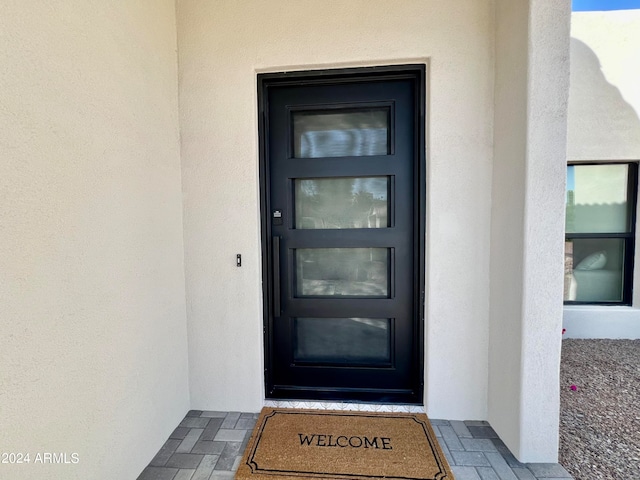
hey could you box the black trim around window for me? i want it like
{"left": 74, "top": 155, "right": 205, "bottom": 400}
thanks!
{"left": 564, "top": 161, "right": 638, "bottom": 306}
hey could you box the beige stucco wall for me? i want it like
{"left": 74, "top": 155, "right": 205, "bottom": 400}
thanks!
{"left": 564, "top": 10, "right": 640, "bottom": 338}
{"left": 490, "top": 0, "right": 529, "bottom": 459}
{"left": 490, "top": 0, "right": 570, "bottom": 462}
{"left": 568, "top": 10, "right": 640, "bottom": 161}
{"left": 177, "top": 0, "right": 494, "bottom": 419}
{"left": 0, "top": 1, "right": 189, "bottom": 479}
{"left": 517, "top": 0, "right": 569, "bottom": 461}
{"left": 0, "top": 0, "right": 572, "bottom": 470}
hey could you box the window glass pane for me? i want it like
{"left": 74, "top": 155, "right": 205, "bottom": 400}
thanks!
{"left": 295, "top": 248, "right": 388, "bottom": 297}
{"left": 564, "top": 238, "right": 624, "bottom": 302}
{"left": 295, "top": 177, "right": 388, "bottom": 229}
{"left": 293, "top": 108, "right": 389, "bottom": 158}
{"left": 566, "top": 164, "right": 629, "bottom": 233}
{"left": 294, "top": 318, "right": 390, "bottom": 365}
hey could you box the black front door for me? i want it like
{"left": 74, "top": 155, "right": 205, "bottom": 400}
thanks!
{"left": 259, "top": 66, "right": 425, "bottom": 404}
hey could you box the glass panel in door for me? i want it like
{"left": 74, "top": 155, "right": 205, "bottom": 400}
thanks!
{"left": 294, "top": 317, "right": 391, "bottom": 365}
{"left": 292, "top": 108, "right": 390, "bottom": 158}
{"left": 294, "top": 177, "right": 389, "bottom": 229}
{"left": 295, "top": 248, "right": 389, "bottom": 297}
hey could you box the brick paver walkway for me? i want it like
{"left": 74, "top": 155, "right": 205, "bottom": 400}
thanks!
{"left": 137, "top": 411, "right": 573, "bottom": 480}
{"left": 431, "top": 419, "right": 572, "bottom": 480}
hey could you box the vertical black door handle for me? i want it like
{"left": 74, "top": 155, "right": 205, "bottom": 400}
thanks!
{"left": 272, "top": 236, "right": 281, "bottom": 317}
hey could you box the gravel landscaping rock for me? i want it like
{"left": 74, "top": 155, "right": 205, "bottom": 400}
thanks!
{"left": 560, "top": 339, "right": 640, "bottom": 480}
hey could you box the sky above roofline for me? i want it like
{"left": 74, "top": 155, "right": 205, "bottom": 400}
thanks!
{"left": 573, "top": 0, "right": 640, "bottom": 11}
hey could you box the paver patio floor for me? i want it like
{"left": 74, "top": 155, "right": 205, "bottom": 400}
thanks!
{"left": 138, "top": 410, "right": 573, "bottom": 480}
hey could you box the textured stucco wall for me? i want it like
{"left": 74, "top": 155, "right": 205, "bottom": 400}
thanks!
{"left": 489, "top": 0, "right": 529, "bottom": 459}
{"left": 490, "top": 0, "right": 570, "bottom": 462}
{"left": 518, "top": 0, "right": 570, "bottom": 462}
{"left": 177, "top": 0, "right": 494, "bottom": 419}
{"left": 564, "top": 10, "right": 640, "bottom": 338}
{"left": 0, "top": 2, "right": 190, "bottom": 479}
{"left": 568, "top": 10, "right": 640, "bottom": 161}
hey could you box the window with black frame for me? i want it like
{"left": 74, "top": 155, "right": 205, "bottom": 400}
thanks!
{"left": 564, "top": 163, "right": 638, "bottom": 305}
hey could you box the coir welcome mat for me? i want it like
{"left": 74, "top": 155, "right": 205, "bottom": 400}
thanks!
{"left": 235, "top": 408, "right": 454, "bottom": 480}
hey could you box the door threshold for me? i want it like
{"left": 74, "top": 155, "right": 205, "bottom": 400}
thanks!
{"left": 263, "top": 399, "right": 425, "bottom": 413}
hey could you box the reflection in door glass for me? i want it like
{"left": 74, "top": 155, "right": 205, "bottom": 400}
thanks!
{"left": 293, "top": 108, "right": 389, "bottom": 158}
{"left": 296, "top": 248, "right": 389, "bottom": 297}
{"left": 295, "top": 177, "right": 388, "bottom": 229}
{"left": 294, "top": 318, "right": 391, "bottom": 364}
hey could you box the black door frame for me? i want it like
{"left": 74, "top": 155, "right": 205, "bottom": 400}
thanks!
{"left": 258, "top": 64, "right": 426, "bottom": 403}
